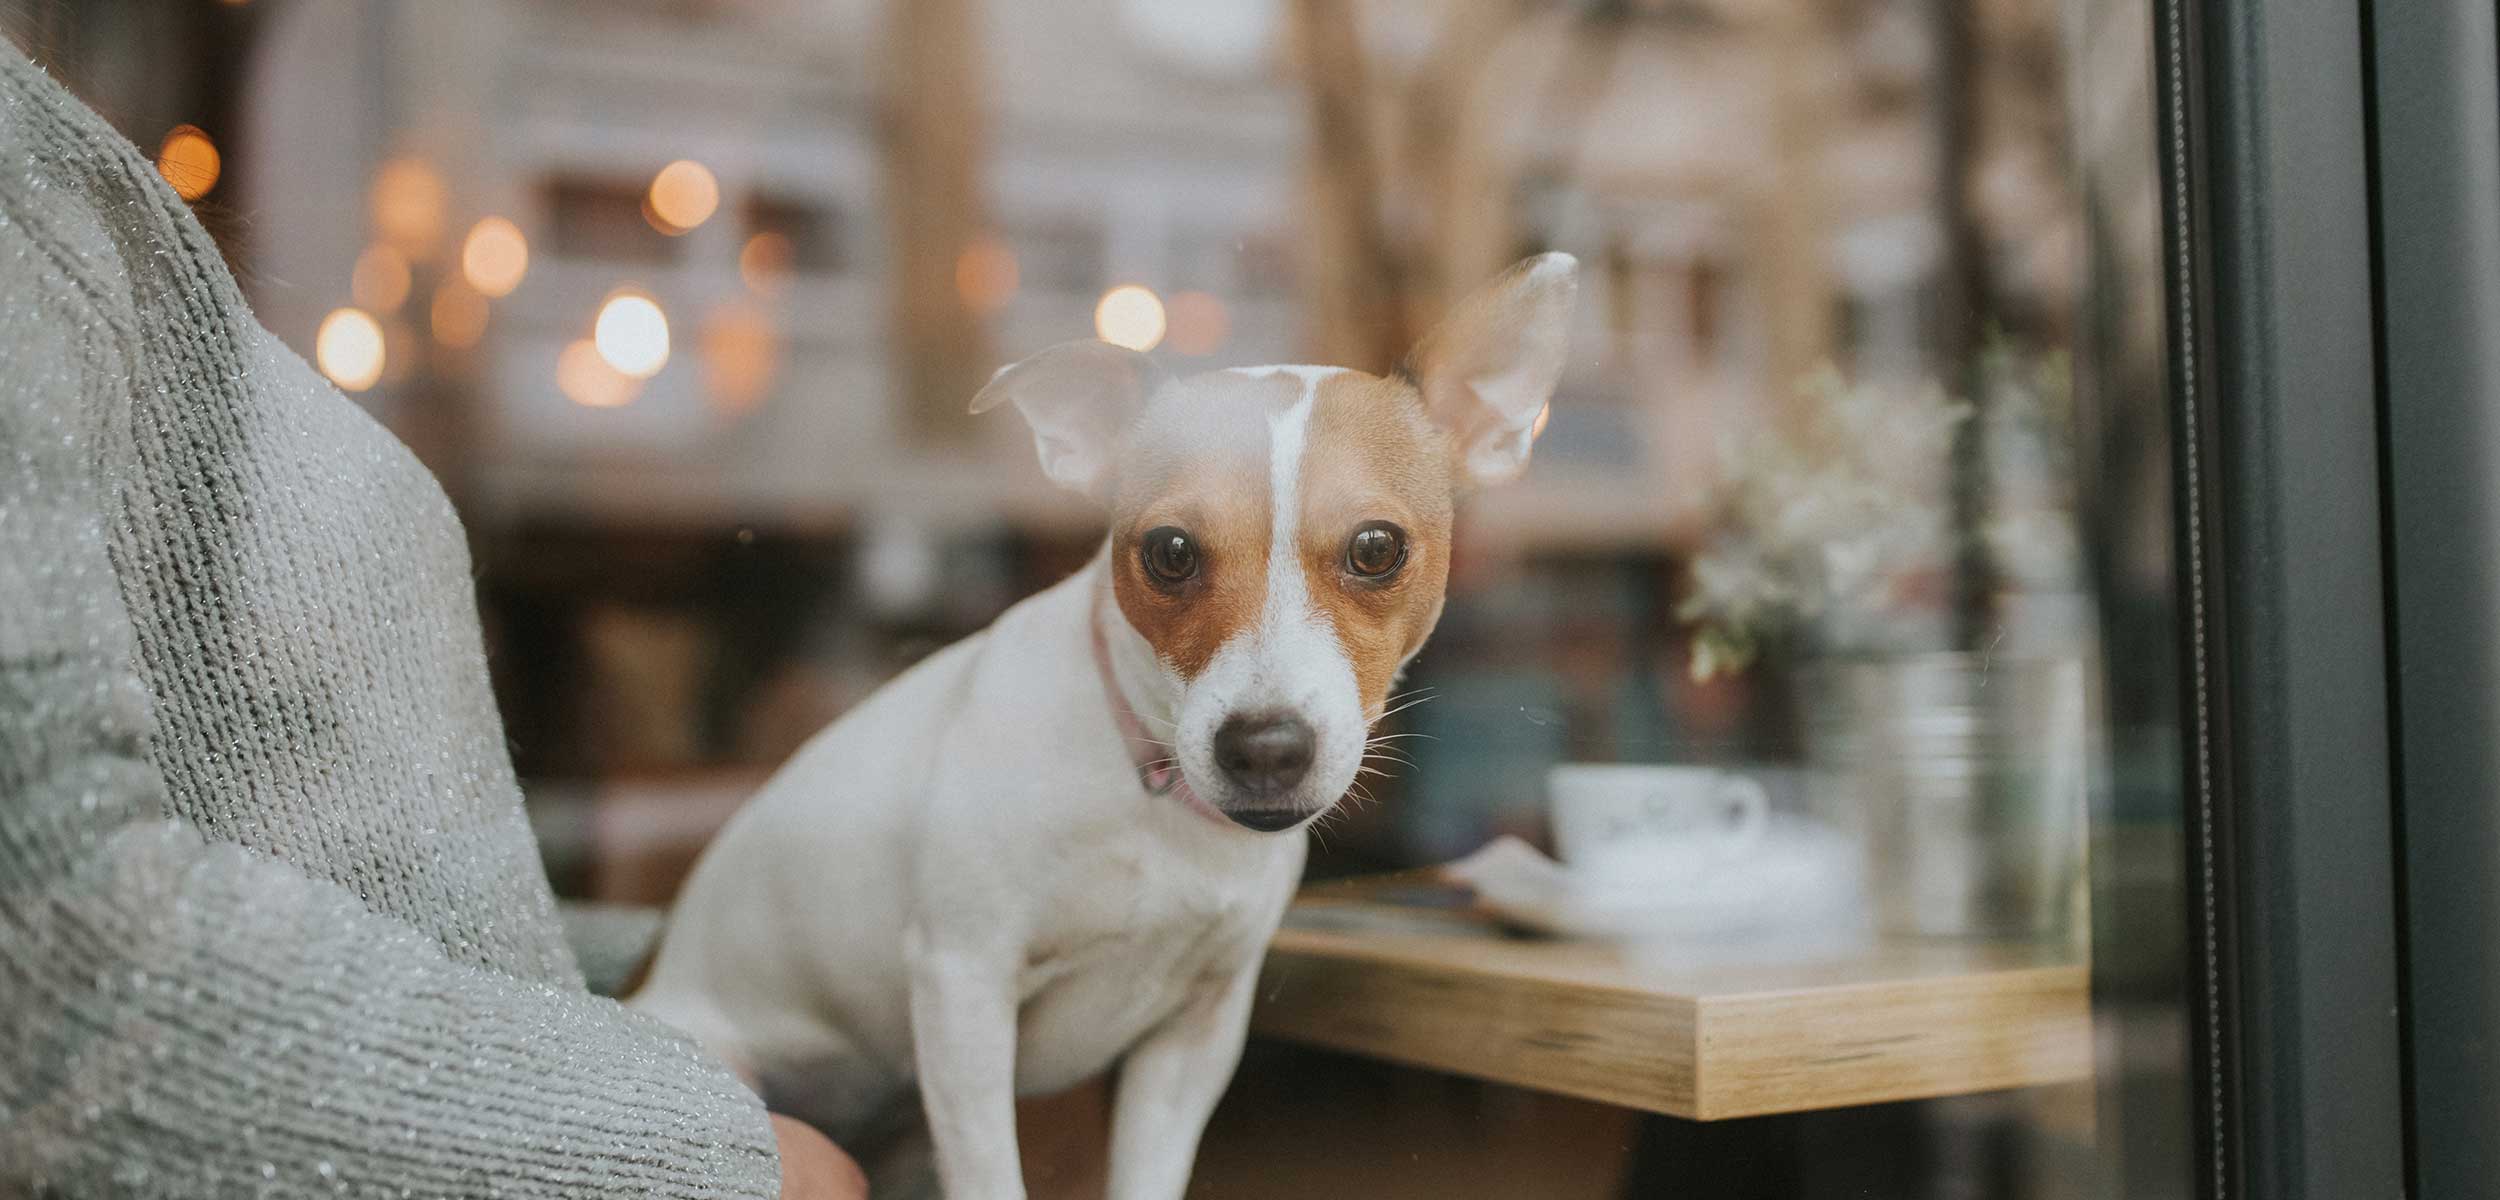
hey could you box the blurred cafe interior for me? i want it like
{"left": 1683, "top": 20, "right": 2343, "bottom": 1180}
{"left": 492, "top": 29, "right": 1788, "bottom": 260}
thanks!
{"left": 7, "top": 0, "right": 2192, "bottom": 1195}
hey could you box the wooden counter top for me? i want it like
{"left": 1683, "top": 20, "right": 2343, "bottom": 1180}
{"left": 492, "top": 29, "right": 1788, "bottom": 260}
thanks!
{"left": 1248, "top": 879, "right": 2091, "bottom": 1121}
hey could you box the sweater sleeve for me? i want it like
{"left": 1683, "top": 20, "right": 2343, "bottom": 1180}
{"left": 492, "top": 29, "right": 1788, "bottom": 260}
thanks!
{"left": 0, "top": 86, "right": 779, "bottom": 1200}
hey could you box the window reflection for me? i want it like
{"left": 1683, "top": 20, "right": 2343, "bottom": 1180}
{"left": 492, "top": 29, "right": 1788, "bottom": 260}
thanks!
{"left": 47, "top": 0, "right": 2188, "bottom": 1193}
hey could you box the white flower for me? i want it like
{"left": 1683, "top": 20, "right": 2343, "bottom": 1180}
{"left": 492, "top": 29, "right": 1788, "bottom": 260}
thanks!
{"left": 1680, "top": 347, "right": 2073, "bottom": 679}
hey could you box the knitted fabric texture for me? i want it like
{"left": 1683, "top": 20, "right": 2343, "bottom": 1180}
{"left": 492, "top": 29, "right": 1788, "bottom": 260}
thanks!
{"left": 0, "top": 49, "right": 777, "bottom": 1198}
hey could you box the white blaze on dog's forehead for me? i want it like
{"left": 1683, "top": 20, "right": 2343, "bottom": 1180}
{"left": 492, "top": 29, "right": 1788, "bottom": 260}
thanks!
{"left": 1262, "top": 373, "right": 1320, "bottom": 631}
{"left": 1215, "top": 362, "right": 1341, "bottom": 631}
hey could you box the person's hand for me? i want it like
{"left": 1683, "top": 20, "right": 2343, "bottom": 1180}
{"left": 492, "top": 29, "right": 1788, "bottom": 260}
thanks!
{"left": 771, "top": 1113, "right": 868, "bottom": 1200}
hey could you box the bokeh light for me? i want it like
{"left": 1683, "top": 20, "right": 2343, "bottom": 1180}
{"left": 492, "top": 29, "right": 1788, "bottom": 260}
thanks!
{"left": 371, "top": 156, "right": 447, "bottom": 259}
{"left": 461, "top": 217, "right": 530, "bottom": 297}
{"left": 156, "top": 125, "right": 221, "bottom": 201}
{"left": 351, "top": 244, "right": 412, "bottom": 313}
{"left": 702, "top": 303, "right": 780, "bottom": 413}
{"left": 645, "top": 160, "right": 720, "bottom": 235}
{"left": 557, "top": 338, "right": 639, "bottom": 409}
{"left": 430, "top": 280, "right": 489, "bottom": 349}
{"left": 955, "top": 236, "right": 1019, "bottom": 314}
{"left": 315, "top": 308, "right": 386, "bottom": 392}
{"left": 594, "top": 293, "right": 671, "bottom": 378}
{"left": 1094, "top": 284, "right": 1166, "bottom": 352}
{"left": 739, "top": 232, "right": 795, "bottom": 295}
{"left": 1165, "top": 290, "right": 1229, "bottom": 356}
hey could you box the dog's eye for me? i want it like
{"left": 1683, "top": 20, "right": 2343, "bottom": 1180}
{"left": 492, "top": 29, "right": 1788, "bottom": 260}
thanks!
{"left": 1344, "top": 522, "right": 1407, "bottom": 580}
{"left": 1141, "top": 526, "right": 1200, "bottom": 586}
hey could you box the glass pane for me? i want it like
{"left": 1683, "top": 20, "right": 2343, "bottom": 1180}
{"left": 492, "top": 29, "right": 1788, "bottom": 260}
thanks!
{"left": 14, "top": 0, "right": 2192, "bottom": 1194}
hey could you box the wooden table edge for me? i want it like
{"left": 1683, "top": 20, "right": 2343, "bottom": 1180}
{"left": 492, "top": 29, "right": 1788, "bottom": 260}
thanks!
{"left": 1252, "top": 907, "right": 2093, "bottom": 1121}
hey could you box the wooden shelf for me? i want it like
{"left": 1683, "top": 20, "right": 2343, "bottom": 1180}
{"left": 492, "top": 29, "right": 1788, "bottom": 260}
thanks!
{"left": 1250, "top": 879, "right": 2090, "bottom": 1121}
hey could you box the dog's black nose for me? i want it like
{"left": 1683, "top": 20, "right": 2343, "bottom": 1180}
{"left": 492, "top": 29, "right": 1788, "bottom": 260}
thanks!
{"left": 1213, "top": 712, "right": 1315, "bottom": 798}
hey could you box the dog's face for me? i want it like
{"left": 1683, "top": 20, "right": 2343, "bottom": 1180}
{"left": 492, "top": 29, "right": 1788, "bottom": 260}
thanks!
{"left": 974, "top": 254, "right": 1578, "bottom": 832}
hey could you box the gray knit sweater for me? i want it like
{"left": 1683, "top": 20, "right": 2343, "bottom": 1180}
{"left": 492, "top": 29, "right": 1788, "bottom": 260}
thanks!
{"left": 0, "top": 49, "right": 778, "bottom": 1198}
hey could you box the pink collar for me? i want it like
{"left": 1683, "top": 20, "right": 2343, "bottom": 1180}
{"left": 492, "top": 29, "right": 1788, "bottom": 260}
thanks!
{"left": 1090, "top": 608, "right": 1233, "bottom": 827}
{"left": 1091, "top": 610, "right": 1181, "bottom": 795}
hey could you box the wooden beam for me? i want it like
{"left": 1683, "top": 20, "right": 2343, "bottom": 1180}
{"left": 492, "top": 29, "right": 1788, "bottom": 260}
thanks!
{"left": 882, "top": 0, "right": 992, "bottom": 441}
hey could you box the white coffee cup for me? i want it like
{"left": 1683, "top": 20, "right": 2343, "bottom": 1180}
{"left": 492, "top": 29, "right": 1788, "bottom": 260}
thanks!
{"left": 1547, "top": 764, "right": 1770, "bottom": 882}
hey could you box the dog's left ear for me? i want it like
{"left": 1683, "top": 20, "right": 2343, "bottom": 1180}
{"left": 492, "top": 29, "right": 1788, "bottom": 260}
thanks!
{"left": 971, "top": 339, "right": 1165, "bottom": 500}
{"left": 1406, "top": 252, "right": 1579, "bottom": 487}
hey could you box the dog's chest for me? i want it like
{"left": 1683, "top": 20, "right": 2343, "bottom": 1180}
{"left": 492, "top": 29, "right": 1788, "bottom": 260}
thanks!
{"left": 1006, "top": 843, "right": 1280, "bottom": 1095}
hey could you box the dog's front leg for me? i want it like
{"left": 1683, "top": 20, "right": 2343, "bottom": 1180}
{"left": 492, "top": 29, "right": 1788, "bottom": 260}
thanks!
{"left": 1105, "top": 963, "right": 1261, "bottom": 1200}
{"left": 905, "top": 927, "right": 1026, "bottom": 1200}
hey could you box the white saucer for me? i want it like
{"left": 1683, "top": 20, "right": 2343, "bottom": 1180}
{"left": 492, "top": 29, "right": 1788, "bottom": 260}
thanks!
{"left": 1443, "top": 820, "right": 1867, "bottom": 944}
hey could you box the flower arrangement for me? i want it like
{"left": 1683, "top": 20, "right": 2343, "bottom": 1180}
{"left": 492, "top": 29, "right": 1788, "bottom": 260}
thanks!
{"left": 1679, "top": 342, "right": 2074, "bottom": 682}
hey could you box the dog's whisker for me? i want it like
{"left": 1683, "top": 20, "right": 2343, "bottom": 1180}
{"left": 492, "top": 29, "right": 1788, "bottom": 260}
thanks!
{"left": 1371, "top": 693, "right": 1441, "bottom": 722}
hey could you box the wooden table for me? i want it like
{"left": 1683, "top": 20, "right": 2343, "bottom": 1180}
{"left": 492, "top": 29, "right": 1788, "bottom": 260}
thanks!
{"left": 1248, "top": 878, "right": 2091, "bottom": 1121}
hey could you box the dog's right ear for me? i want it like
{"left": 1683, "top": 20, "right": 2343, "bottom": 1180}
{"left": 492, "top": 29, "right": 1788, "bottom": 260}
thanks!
{"left": 1406, "top": 252, "right": 1578, "bottom": 488}
{"left": 970, "top": 339, "right": 1165, "bottom": 500}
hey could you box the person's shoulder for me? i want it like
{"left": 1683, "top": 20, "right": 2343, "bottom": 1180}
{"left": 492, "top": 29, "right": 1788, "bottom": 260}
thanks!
{"left": 0, "top": 50, "right": 160, "bottom": 335}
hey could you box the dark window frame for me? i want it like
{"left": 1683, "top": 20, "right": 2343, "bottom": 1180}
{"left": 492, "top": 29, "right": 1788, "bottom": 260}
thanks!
{"left": 2158, "top": 0, "right": 2473, "bottom": 1194}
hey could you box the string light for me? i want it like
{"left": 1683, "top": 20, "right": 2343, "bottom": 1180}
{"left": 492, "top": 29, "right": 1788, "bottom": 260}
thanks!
{"left": 1094, "top": 285, "right": 1166, "bottom": 352}
{"left": 156, "top": 125, "right": 221, "bottom": 201}
{"left": 740, "top": 232, "right": 794, "bottom": 294}
{"left": 460, "top": 217, "right": 530, "bottom": 297}
{"left": 315, "top": 309, "right": 386, "bottom": 392}
{"left": 594, "top": 293, "right": 671, "bottom": 378}
{"left": 645, "top": 160, "right": 720, "bottom": 235}
{"left": 557, "top": 338, "right": 638, "bottom": 408}
{"left": 371, "top": 156, "right": 447, "bottom": 259}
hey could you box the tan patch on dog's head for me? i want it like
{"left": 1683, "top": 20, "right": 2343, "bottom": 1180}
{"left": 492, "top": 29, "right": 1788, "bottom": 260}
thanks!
{"left": 1295, "top": 372, "right": 1456, "bottom": 712}
{"left": 1103, "top": 367, "right": 1462, "bottom": 711}
{"left": 1107, "top": 371, "right": 1294, "bottom": 678}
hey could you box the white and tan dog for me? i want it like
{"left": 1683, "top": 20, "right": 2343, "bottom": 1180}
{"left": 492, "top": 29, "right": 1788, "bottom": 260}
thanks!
{"left": 632, "top": 254, "right": 1577, "bottom": 1199}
